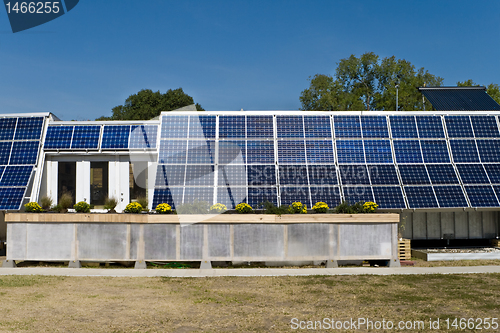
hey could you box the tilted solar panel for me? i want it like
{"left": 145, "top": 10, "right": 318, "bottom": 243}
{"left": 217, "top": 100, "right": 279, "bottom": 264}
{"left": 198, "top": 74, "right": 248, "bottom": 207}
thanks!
{"left": 404, "top": 186, "right": 438, "bottom": 208}
{"left": 45, "top": 126, "right": 73, "bottom": 149}
{"left": 71, "top": 126, "right": 100, "bottom": 149}
{"left": 334, "top": 115, "right": 361, "bottom": 138}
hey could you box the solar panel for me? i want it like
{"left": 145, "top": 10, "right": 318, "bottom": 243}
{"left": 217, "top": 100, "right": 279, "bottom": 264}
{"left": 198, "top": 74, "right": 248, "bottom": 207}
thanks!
{"left": 404, "top": 186, "right": 438, "bottom": 208}
{"left": 0, "top": 187, "right": 26, "bottom": 210}
{"left": 364, "top": 140, "right": 392, "bottom": 163}
{"left": 310, "top": 186, "right": 341, "bottom": 208}
{"left": 434, "top": 185, "right": 469, "bottom": 208}
{"left": 278, "top": 140, "right": 306, "bottom": 164}
{"left": 247, "top": 115, "right": 273, "bottom": 138}
{"left": 476, "top": 140, "right": 500, "bottom": 162}
{"left": 484, "top": 164, "right": 500, "bottom": 184}
{"left": 279, "top": 165, "right": 308, "bottom": 185}
{"left": 333, "top": 116, "right": 361, "bottom": 138}
{"left": 361, "top": 116, "right": 389, "bottom": 138}
{"left": 306, "top": 140, "right": 334, "bottom": 164}
{"left": 450, "top": 140, "right": 479, "bottom": 163}
{"left": 219, "top": 140, "right": 246, "bottom": 164}
{"left": 129, "top": 125, "right": 157, "bottom": 149}
{"left": 304, "top": 115, "right": 331, "bottom": 138}
{"left": 389, "top": 116, "right": 417, "bottom": 138}
{"left": 246, "top": 140, "right": 274, "bottom": 164}
{"left": 189, "top": 115, "right": 216, "bottom": 139}
{"left": 419, "top": 87, "right": 500, "bottom": 111}
{"left": 398, "top": 165, "right": 430, "bottom": 185}
{"left": 280, "top": 186, "right": 310, "bottom": 207}
{"left": 426, "top": 164, "right": 459, "bottom": 184}
{"left": 159, "top": 140, "right": 187, "bottom": 164}
{"left": 14, "top": 117, "right": 43, "bottom": 140}
{"left": 248, "top": 187, "right": 277, "bottom": 207}
{"left": 0, "top": 165, "right": 32, "bottom": 186}
{"left": 339, "top": 165, "right": 370, "bottom": 185}
{"left": 416, "top": 115, "right": 445, "bottom": 138}
{"left": 445, "top": 116, "right": 473, "bottom": 138}
{"left": 186, "top": 140, "right": 215, "bottom": 164}
{"left": 217, "top": 186, "right": 247, "bottom": 209}
{"left": 308, "top": 165, "right": 337, "bottom": 185}
{"left": 185, "top": 165, "right": 214, "bottom": 186}
{"left": 155, "top": 165, "right": 185, "bottom": 186}
{"left": 456, "top": 164, "right": 489, "bottom": 184}
{"left": 184, "top": 187, "right": 214, "bottom": 204}
{"left": 161, "top": 115, "right": 188, "bottom": 139}
{"left": 45, "top": 126, "right": 73, "bottom": 149}
{"left": 368, "top": 164, "right": 399, "bottom": 185}
{"left": 0, "top": 118, "right": 16, "bottom": 140}
{"left": 464, "top": 185, "right": 499, "bottom": 207}
{"left": 247, "top": 165, "right": 276, "bottom": 186}
{"left": 372, "top": 186, "right": 406, "bottom": 209}
{"left": 10, "top": 141, "right": 39, "bottom": 165}
{"left": 218, "top": 165, "right": 247, "bottom": 186}
{"left": 219, "top": 116, "right": 245, "bottom": 138}
{"left": 336, "top": 140, "right": 364, "bottom": 163}
{"left": 343, "top": 185, "right": 374, "bottom": 204}
{"left": 277, "top": 115, "right": 304, "bottom": 138}
{"left": 101, "top": 125, "right": 130, "bottom": 149}
{"left": 470, "top": 116, "right": 500, "bottom": 138}
{"left": 420, "top": 140, "right": 450, "bottom": 163}
{"left": 393, "top": 140, "right": 423, "bottom": 163}
{"left": 71, "top": 125, "right": 100, "bottom": 149}
{"left": 152, "top": 187, "right": 184, "bottom": 209}
{"left": 0, "top": 142, "right": 12, "bottom": 165}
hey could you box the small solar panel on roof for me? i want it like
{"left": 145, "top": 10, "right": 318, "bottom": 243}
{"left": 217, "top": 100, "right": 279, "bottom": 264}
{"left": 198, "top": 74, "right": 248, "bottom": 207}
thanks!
{"left": 71, "top": 126, "right": 100, "bottom": 149}
{"left": 45, "top": 126, "right": 73, "bottom": 149}
{"left": 419, "top": 87, "right": 500, "bottom": 111}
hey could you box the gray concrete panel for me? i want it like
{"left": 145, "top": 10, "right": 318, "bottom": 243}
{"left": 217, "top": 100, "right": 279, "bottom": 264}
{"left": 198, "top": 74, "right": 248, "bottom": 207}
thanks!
{"left": 287, "top": 224, "right": 329, "bottom": 257}
{"left": 144, "top": 224, "right": 176, "bottom": 260}
{"left": 234, "top": 224, "right": 284, "bottom": 258}
{"left": 130, "top": 224, "right": 139, "bottom": 260}
{"left": 180, "top": 224, "right": 203, "bottom": 260}
{"left": 339, "top": 224, "right": 391, "bottom": 258}
{"left": 7, "top": 223, "right": 26, "bottom": 259}
{"left": 482, "top": 211, "right": 497, "bottom": 239}
{"left": 441, "top": 212, "right": 455, "bottom": 237}
{"left": 427, "top": 212, "right": 441, "bottom": 239}
{"left": 207, "top": 225, "right": 230, "bottom": 258}
{"left": 26, "top": 223, "right": 73, "bottom": 260}
{"left": 454, "top": 211, "right": 469, "bottom": 239}
{"left": 78, "top": 224, "right": 128, "bottom": 260}
{"left": 412, "top": 212, "right": 427, "bottom": 239}
{"left": 399, "top": 212, "right": 412, "bottom": 239}
{"left": 468, "top": 212, "right": 483, "bottom": 239}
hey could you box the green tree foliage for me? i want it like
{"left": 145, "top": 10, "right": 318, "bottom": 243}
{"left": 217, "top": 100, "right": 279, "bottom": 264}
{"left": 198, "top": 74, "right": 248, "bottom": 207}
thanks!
{"left": 300, "top": 52, "right": 443, "bottom": 111}
{"left": 96, "top": 88, "right": 204, "bottom": 120}
{"left": 457, "top": 80, "right": 500, "bottom": 105}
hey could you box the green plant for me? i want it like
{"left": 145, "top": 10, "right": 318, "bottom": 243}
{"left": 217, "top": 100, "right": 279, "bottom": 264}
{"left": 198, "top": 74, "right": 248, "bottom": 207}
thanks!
{"left": 312, "top": 201, "right": 329, "bottom": 213}
{"left": 155, "top": 203, "right": 172, "bottom": 214}
{"left": 175, "top": 200, "right": 209, "bottom": 214}
{"left": 333, "top": 201, "right": 365, "bottom": 214}
{"left": 363, "top": 201, "right": 379, "bottom": 213}
{"left": 58, "top": 192, "right": 73, "bottom": 211}
{"left": 24, "top": 202, "right": 42, "bottom": 213}
{"left": 73, "top": 201, "right": 90, "bottom": 213}
{"left": 260, "top": 201, "right": 291, "bottom": 216}
{"left": 39, "top": 195, "right": 53, "bottom": 211}
{"left": 235, "top": 203, "right": 252, "bottom": 214}
{"left": 124, "top": 202, "right": 143, "bottom": 214}
{"left": 136, "top": 196, "right": 148, "bottom": 211}
{"left": 291, "top": 202, "right": 307, "bottom": 214}
{"left": 104, "top": 197, "right": 118, "bottom": 211}
{"left": 209, "top": 203, "right": 227, "bottom": 213}
{"left": 50, "top": 204, "right": 62, "bottom": 213}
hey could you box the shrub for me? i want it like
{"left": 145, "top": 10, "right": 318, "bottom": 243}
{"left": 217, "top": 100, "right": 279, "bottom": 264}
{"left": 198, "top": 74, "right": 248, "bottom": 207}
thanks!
{"left": 136, "top": 196, "right": 148, "bottom": 211}
{"left": 104, "top": 197, "right": 118, "bottom": 211}
{"left": 73, "top": 201, "right": 90, "bottom": 213}
{"left": 291, "top": 202, "right": 307, "bottom": 214}
{"left": 235, "top": 203, "right": 252, "bottom": 214}
{"left": 209, "top": 203, "right": 227, "bottom": 213}
{"left": 39, "top": 195, "right": 53, "bottom": 210}
{"left": 155, "top": 203, "right": 172, "bottom": 214}
{"left": 124, "top": 202, "right": 143, "bottom": 214}
{"left": 175, "top": 200, "right": 209, "bottom": 214}
{"left": 312, "top": 202, "right": 329, "bottom": 213}
{"left": 24, "top": 202, "right": 42, "bottom": 213}
{"left": 333, "top": 201, "right": 365, "bottom": 214}
{"left": 261, "top": 201, "right": 291, "bottom": 216}
{"left": 363, "top": 201, "right": 379, "bottom": 213}
{"left": 59, "top": 192, "right": 73, "bottom": 211}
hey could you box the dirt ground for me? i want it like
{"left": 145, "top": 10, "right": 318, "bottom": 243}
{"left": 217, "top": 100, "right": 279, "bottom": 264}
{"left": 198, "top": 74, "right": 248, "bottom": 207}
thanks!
{"left": 0, "top": 273, "right": 499, "bottom": 332}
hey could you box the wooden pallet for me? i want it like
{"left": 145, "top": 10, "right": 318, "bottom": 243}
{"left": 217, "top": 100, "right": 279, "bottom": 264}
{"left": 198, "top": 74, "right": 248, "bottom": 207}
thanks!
{"left": 492, "top": 239, "right": 500, "bottom": 248}
{"left": 398, "top": 239, "right": 411, "bottom": 260}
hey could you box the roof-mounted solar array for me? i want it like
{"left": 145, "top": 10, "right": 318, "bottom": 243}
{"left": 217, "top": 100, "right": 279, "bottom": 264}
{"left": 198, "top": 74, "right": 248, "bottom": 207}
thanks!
{"left": 419, "top": 86, "right": 500, "bottom": 111}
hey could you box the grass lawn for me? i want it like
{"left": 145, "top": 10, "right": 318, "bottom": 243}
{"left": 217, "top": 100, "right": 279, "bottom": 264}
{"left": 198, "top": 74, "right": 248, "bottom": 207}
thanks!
{"left": 0, "top": 273, "right": 498, "bottom": 332}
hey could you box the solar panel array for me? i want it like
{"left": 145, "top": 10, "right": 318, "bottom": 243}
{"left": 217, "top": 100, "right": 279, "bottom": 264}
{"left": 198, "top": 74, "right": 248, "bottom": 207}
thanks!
{"left": 153, "top": 113, "right": 500, "bottom": 210}
{"left": 0, "top": 116, "right": 45, "bottom": 209}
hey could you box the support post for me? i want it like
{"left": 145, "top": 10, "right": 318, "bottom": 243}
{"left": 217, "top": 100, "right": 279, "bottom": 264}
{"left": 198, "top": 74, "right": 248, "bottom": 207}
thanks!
{"left": 2, "top": 260, "right": 16, "bottom": 268}
{"left": 68, "top": 260, "right": 81, "bottom": 268}
{"left": 135, "top": 224, "right": 147, "bottom": 269}
{"left": 390, "top": 222, "right": 401, "bottom": 267}
{"left": 200, "top": 224, "right": 212, "bottom": 270}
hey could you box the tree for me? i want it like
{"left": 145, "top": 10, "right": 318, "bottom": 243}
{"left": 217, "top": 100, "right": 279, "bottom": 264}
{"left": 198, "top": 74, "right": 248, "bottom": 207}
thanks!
{"left": 457, "top": 80, "right": 500, "bottom": 105}
{"left": 96, "top": 88, "right": 204, "bottom": 120}
{"left": 300, "top": 53, "right": 443, "bottom": 111}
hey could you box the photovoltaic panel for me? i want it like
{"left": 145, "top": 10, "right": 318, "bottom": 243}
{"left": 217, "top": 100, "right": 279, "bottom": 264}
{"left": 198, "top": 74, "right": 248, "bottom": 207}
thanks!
{"left": 0, "top": 165, "right": 32, "bottom": 186}
{"left": 308, "top": 165, "right": 337, "bottom": 185}
{"left": 247, "top": 140, "right": 274, "bottom": 164}
{"left": 279, "top": 165, "right": 308, "bottom": 185}
{"left": 0, "top": 118, "right": 16, "bottom": 140}
{"left": 310, "top": 186, "right": 341, "bottom": 207}
{"left": 420, "top": 140, "right": 450, "bottom": 163}
{"left": 184, "top": 187, "right": 214, "bottom": 204}
{"left": 101, "top": 125, "right": 130, "bottom": 149}
{"left": 248, "top": 187, "right": 277, "bottom": 207}
{"left": 389, "top": 116, "right": 417, "bottom": 138}
{"left": 161, "top": 115, "right": 188, "bottom": 139}
{"left": 484, "top": 164, "right": 500, "bottom": 184}
{"left": 416, "top": 115, "right": 445, "bottom": 138}
{"left": 0, "top": 187, "right": 26, "bottom": 210}
{"left": 218, "top": 165, "right": 247, "bottom": 186}
{"left": 246, "top": 115, "right": 273, "bottom": 138}
{"left": 364, "top": 140, "right": 392, "bottom": 163}
{"left": 278, "top": 140, "right": 306, "bottom": 164}
{"left": 372, "top": 186, "right": 406, "bottom": 209}
{"left": 187, "top": 140, "right": 215, "bottom": 164}
{"left": 188, "top": 115, "right": 216, "bottom": 139}
{"left": 10, "top": 141, "right": 39, "bottom": 165}
{"left": 333, "top": 115, "right": 361, "bottom": 138}
{"left": 304, "top": 115, "right": 331, "bottom": 138}
{"left": 71, "top": 126, "right": 100, "bottom": 149}
{"left": 155, "top": 165, "right": 185, "bottom": 186}
{"left": 219, "top": 116, "right": 245, "bottom": 138}
{"left": 336, "top": 140, "right": 364, "bottom": 163}
{"left": 152, "top": 187, "right": 184, "bottom": 209}
{"left": 433, "top": 185, "right": 468, "bottom": 208}
{"left": 44, "top": 126, "right": 73, "bottom": 149}
{"left": 426, "top": 164, "right": 459, "bottom": 184}
{"left": 14, "top": 117, "right": 43, "bottom": 140}
{"left": 393, "top": 140, "right": 423, "bottom": 163}
{"left": 247, "top": 165, "right": 276, "bottom": 186}
{"left": 445, "top": 116, "right": 473, "bottom": 138}
{"left": 185, "top": 165, "right": 214, "bottom": 186}
{"left": 129, "top": 125, "right": 157, "bottom": 149}
{"left": 306, "top": 140, "right": 334, "bottom": 164}
{"left": 343, "top": 185, "right": 374, "bottom": 204}
{"left": 280, "top": 186, "right": 310, "bottom": 207}
{"left": 476, "top": 140, "right": 500, "bottom": 162}
{"left": 465, "top": 185, "right": 499, "bottom": 207}
{"left": 217, "top": 187, "right": 247, "bottom": 209}
{"left": 404, "top": 186, "right": 438, "bottom": 208}
{"left": 277, "top": 115, "right": 304, "bottom": 138}
{"left": 339, "top": 165, "right": 370, "bottom": 185}
{"left": 0, "top": 142, "right": 12, "bottom": 165}
{"left": 368, "top": 165, "right": 399, "bottom": 185}
{"left": 219, "top": 140, "right": 246, "bottom": 164}
{"left": 470, "top": 115, "right": 499, "bottom": 138}
{"left": 159, "top": 140, "right": 187, "bottom": 164}
{"left": 361, "top": 116, "right": 389, "bottom": 138}
{"left": 398, "top": 164, "right": 430, "bottom": 185}
{"left": 450, "top": 140, "right": 479, "bottom": 163}
{"left": 456, "top": 164, "right": 489, "bottom": 184}
{"left": 493, "top": 186, "right": 500, "bottom": 203}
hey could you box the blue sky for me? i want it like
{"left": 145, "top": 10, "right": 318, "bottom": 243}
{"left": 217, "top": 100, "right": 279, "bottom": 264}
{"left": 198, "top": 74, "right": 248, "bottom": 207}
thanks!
{"left": 1, "top": 0, "right": 499, "bottom": 120}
